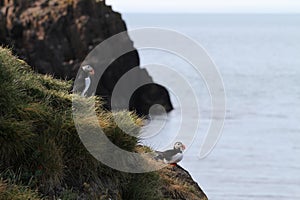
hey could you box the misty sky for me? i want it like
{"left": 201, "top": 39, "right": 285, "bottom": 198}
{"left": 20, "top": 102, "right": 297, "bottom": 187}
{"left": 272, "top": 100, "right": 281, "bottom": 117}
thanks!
{"left": 106, "top": 0, "right": 300, "bottom": 13}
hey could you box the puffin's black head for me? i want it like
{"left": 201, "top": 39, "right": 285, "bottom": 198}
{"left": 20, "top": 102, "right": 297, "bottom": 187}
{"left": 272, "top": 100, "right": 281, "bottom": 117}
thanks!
{"left": 174, "top": 142, "right": 186, "bottom": 151}
{"left": 82, "top": 65, "right": 95, "bottom": 76}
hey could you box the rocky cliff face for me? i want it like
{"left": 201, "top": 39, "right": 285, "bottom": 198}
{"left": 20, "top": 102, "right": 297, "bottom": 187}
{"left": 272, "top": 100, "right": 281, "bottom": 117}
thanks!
{"left": 0, "top": 0, "right": 129, "bottom": 78}
{"left": 0, "top": 0, "right": 173, "bottom": 115}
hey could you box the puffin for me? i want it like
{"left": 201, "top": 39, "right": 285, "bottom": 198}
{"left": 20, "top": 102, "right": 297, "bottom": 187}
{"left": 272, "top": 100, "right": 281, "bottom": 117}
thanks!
{"left": 80, "top": 65, "right": 95, "bottom": 97}
{"left": 154, "top": 142, "right": 186, "bottom": 166}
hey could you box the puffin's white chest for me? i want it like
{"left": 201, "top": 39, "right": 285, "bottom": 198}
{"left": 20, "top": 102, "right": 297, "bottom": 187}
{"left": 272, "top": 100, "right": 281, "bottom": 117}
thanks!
{"left": 81, "top": 77, "right": 91, "bottom": 97}
{"left": 164, "top": 153, "right": 183, "bottom": 164}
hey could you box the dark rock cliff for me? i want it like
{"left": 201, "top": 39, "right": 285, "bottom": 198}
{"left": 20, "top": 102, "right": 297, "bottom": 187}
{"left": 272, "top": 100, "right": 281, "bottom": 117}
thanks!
{"left": 0, "top": 0, "right": 173, "bottom": 115}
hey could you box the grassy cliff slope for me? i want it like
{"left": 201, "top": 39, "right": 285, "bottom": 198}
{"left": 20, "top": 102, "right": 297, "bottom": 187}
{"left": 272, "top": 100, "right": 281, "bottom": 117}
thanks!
{"left": 0, "top": 47, "right": 207, "bottom": 200}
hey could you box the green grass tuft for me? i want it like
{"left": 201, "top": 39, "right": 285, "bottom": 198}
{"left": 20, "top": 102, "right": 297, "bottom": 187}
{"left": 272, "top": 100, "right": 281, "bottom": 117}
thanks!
{"left": 0, "top": 177, "right": 41, "bottom": 200}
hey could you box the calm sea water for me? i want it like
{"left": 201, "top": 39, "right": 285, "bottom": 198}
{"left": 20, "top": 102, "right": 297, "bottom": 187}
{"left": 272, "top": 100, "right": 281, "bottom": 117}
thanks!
{"left": 122, "top": 14, "right": 300, "bottom": 200}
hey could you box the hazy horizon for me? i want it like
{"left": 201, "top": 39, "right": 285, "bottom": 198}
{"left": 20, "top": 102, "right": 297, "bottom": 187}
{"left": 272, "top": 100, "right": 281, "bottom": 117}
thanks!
{"left": 106, "top": 0, "right": 300, "bottom": 14}
{"left": 121, "top": 12, "right": 300, "bottom": 15}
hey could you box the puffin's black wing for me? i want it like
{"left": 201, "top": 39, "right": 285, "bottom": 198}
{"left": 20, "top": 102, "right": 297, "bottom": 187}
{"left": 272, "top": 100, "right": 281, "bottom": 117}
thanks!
{"left": 154, "top": 149, "right": 181, "bottom": 161}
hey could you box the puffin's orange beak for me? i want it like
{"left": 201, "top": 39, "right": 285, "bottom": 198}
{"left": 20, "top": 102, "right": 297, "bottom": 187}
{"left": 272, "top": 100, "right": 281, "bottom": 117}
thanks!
{"left": 90, "top": 69, "right": 95, "bottom": 75}
{"left": 182, "top": 145, "right": 186, "bottom": 150}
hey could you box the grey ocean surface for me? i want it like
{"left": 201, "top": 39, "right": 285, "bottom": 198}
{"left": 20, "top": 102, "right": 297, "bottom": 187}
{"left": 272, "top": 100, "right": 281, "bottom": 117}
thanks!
{"left": 122, "top": 14, "right": 300, "bottom": 200}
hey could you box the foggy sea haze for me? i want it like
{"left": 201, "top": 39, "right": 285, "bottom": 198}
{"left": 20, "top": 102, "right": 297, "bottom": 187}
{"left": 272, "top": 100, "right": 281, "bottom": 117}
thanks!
{"left": 122, "top": 14, "right": 300, "bottom": 200}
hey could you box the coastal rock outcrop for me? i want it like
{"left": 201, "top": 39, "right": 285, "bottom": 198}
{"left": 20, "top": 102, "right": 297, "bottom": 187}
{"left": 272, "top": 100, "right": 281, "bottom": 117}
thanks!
{"left": 0, "top": 0, "right": 173, "bottom": 115}
{"left": 160, "top": 165, "right": 208, "bottom": 200}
